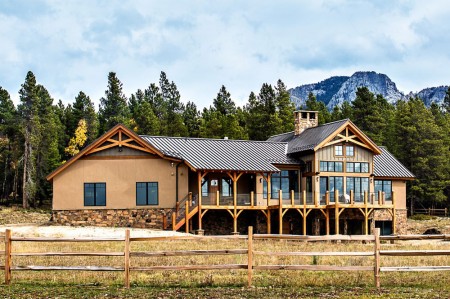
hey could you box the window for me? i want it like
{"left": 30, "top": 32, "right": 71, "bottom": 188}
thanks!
{"left": 84, "top": 183, "right": 106, "bottom": 206}
{"left": 346, "top": 177, "right": 369, "bottom": 202}
{"left": 346, "top": 145, "right": 354, "bottom": 156}
{"left": 346, "top": 162, "right": 369, "bottom": 173}
{"left": 335, "top": 145, "right": 343, "bottom": 156}
{"left": 136, "top": 182, "right": 158, "bottom": 205}
{"left": 319, "top": 161, "right": 343, "bottom": 172}
{"left": 221, "top": 178, "right": 233, "bottom": 197}
{"left": 201, "top": 178, "right": 209, "bottom": 196}
{"left": 305, "top": 161, "right": 312, "bottom": 173}
{"left": 263, "top": 170, "right": 299, "bottom": 199}
{"left": 320, "top": 176, "right": 343, "bottom": 202}
{"left": 375, "top": 180, "right": 392, "bottom": 201}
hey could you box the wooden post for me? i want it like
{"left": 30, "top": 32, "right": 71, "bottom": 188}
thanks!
{"left": 172, "top": 211, "right": 176, "bottom": 231}
{"left": 350, "top": 190, "right": 354, "bottom": 205}
{"left": 5, "top": 229, "right": 11, "bottom": 285}
{"left": 302, "top": 190, "right": 307, "bottom": 236}
{"left": 374, "top": 227, "right": 381, "bottom": 288}
{"left": 267, "top": 210, "right": 271, "bottom": 234}
{"left": 314, "top": 191, "right": 318, "bottom": 207}
{"left": 188, "top": 192, "right": 193, "bottom": 206}
{"left": 250, "top": 191, "right": 254, "bottom": 208}
{"left": 290, "top": 190, "right": 294, "bottom": 206}
{"left": 364, "top": 190, "right": 369, "bottom": 235}
{"left": 378, "top": 190, "right": 382, "bottom": 205}
{"left": 197, "top": 171, "right": 203, "bottom": 231}
{"left": 326, "top": 191, "right": 330, "bottom": 205}
{"left": 162, "top": 214, "right": 167, "bottom": 230}
{"left": 124, "top": 229, "right": 130, "bottom": 288}
{"left": 216, "top": 190, "right": 220, "bottom": 206}
{"left": 335, "top": 190, "right": 339, "bottom": 235}
{"left": 233, "top": 173, "right": 238, "bottom": 234}
{"left": 279, "top": 190, "right": 283, "bottom": 235}
{"left": 247, "top": 226, "right": 253, "bottom": 287}
{"left": 326, "top": 209, "right": 330, "bottom": 235}
{"left": 392, "top": 191, "right": 396, "bottom": 234}
{"left": 267, "top": 173, "right": 271, "bottom": 206}
{"left": 185, "top": 199, "right": 189, "bottom": 234}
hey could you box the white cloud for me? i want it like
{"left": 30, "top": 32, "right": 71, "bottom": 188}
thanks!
{"left": 0, "top": 0, "right": 449, "bottom": 108}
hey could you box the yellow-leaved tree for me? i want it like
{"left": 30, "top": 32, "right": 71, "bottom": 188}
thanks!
{"left": 65, "top": 119, "right": 88, "bottom": 156}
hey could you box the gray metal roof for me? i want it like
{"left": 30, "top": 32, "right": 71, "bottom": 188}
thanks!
{"left": 141, "top": 136, "right": 299, "bottom": 172}
{"left": 268, "top": 119, "right": 349, "bottom": 154}
{"left": 374, "top": 146, "right": 415, "bottom": 178}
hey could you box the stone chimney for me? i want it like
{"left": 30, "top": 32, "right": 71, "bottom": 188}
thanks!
{"left": 294, "top": 110, "right": 318, "bottom": 135}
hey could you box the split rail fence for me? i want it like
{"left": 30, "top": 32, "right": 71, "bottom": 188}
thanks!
{"left": 1, "top": 228, "right": 450, "bottom": 288}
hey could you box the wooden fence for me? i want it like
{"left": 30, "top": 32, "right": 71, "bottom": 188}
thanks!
{"left": 413, "top": 208, "right": 448, "bottom": 217}
{"left": 2, "top": 228, "right": 450, "bottom": 288}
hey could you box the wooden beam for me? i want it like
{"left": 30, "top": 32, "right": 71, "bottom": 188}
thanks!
{"left": 279, "top": 190, "right": 283, "bottom": 235}
{"left": 335, "top": 190, "right": 339, "bottom": 235}
{"left": 124, "top": 229, "right": 130, "bottom": 288}
{"left": 247, "top": 226, "right": 253, "bottom": 287}
{"left": 198, "top": 171, "right": 203, "bottom": 231}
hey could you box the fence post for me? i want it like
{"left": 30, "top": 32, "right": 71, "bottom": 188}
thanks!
{"left": 124, "top": 229, "right": 130, "bottom": 288}
{"left": 5, "top": 229, "right": 11, "bottom": 285}
{"left": 247, "top": 226, "right": 253, "bottom": 287}
{"left": 185, "top": 199, "right": 190, "bottom": 233}
{"left": 374, "top": 228, "right": 381, "bottom": 288}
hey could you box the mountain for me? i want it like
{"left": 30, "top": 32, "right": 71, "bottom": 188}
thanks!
{"left": 289, "top": 71, "right": 449, "bottom": 109}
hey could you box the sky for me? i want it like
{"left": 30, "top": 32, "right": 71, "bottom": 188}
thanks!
{"left": 1, "top": 0, "right": 449, "bottom": 109}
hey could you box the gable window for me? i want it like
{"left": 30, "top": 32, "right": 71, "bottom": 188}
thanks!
{"left": 375, "top": 180, "right": 392, "bottom": 201}
{"left": 84, "top": 183, "right": 106, "bottom": 206}
{"left": 335, "top": 145, "right": 343, "bottom": 156}
{"left": 346, "top": 145, "right": 354, "bottom": 156}
{"left": 320, "top": 161, "right": 343, "bottom": 172}
{"left": 136, "top": 182, "right": 158, "bottom": 205}
{"left": 346, "top": 162, "right": 369, "bottom": 173}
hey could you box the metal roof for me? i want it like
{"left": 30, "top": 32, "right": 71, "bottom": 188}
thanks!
{"left": 141, "top": 136, "right": 299, "bottom": 172}
{"left": 374, "top": 146, "right": 415, "bottom": 178}
{"left": 268, "top": 119, "right": 349, "bottom": 154}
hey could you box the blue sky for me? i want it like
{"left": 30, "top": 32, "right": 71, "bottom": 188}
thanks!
{"left": 1, "top": 0, "right": 449, "bottom": 109}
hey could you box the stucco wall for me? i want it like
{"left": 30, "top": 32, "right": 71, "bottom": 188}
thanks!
{"left": 392, "top": 180, "right": 407, "bottom": 209}
{"left": 52, "top": 157, "right": 189, "bottom": 210}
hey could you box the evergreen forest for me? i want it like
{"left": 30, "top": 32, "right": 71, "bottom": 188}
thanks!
{"left": 0, "top": 71, "right": 449, "bottom": 212}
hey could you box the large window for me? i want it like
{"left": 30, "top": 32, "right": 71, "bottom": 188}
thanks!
{"left": 346, "top": 177, "right": 369, "bottom": 202}
{"left": 263, "top": 170, "right": 299, "bottom": 199}
{"left": 320, "top": 161, "right": 343, "bottom": 172}
{"left": 319, "top": 176, "right": 343, "bottom": 202}
{"left": 136, "top": 182, "right": 158, "bottom": 205}
{"left": 375, "top": 180, "right": 392, "bottom": 201}
{"left": 346, "top": 162, "right": 369, "bottom": 173}
{"left": 84, "top": 183, "right": 106, "bottom": 206}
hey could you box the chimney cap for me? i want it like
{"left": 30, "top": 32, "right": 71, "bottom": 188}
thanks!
{"left": 224, "top": 136, "right": 228, "bottom": 140}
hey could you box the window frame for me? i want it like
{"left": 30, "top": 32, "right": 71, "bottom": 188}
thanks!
{"left": 346, "top": 145, "right": 354, "bottom": 156}
{"left": 334, "top": 145, "right": 343, "bottom": 156}
{"left": 84, "top": 183, "right": 106, "bottom": 207}
{"left": 346, "top": 162, "right": 369, "bottom": 173}
{"left": 136, "top": 182, "right": 159, "bottom": 206}
{"left": 319, "top": 161, "right": 343, "bottom": 172}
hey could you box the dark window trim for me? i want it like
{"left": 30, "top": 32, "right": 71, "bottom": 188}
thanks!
{"left": 346, "top": 162, "right": 369, "bottom": 173}
{"left": 319, "top": 161, "right": 344, "bottom": 172}
{"left": 136, "top": 182, "right": 159, "bottom": 206}
{"left": 84, "top": 182, "right": 106, "bottom": 207}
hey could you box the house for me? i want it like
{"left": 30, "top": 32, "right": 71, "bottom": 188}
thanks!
{"left": 47, "top": 111, "right": 414, "bottom": 235}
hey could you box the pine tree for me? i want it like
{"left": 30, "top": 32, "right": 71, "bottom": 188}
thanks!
{"left": 18, "top": 71, "right": 40, "bottom": 208}
{"left": 183, "top": 101, "right": 200, "bottom": 137}
{"left": 159, "top": 72, "right": 188, "bottom": 137}
{"left": 98, "top": 72, "right": 130, "bottom": 133}
{"left": 351, "top": 87, "right": 388, "bottom": 144}
{"left": 213, "top": 85, "right": 236, "bottom": 115}
{"left": 275, "top": 79, "right": 295, "bottom": 133}
{"left": 73, "top": 91, "right": 98, "bottom": 144}
{"left": 304, "top": 92, "right": 331, "bottom": 124}
{"left": 132, "top": 101, "right": 160, "bottom": 135}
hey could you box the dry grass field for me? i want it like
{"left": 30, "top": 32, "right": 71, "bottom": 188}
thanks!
{"left": 1, "top": 207, "right": 450, "bottom": 298}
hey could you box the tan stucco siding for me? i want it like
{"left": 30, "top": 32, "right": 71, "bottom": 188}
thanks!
{"left": 392, "top": 180, "right": 406, "bottom": 209}
{"left": 53, "top": 158, "right": 189, "bottom": 210}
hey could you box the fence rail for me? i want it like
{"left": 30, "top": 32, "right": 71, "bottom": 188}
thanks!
{"left": 2, "top": 228, "right": 450, "bottom": 288}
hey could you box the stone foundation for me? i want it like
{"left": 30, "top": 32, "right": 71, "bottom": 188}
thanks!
{"left": 52, "top": 209, "right": 173, "bottom": 229}
{"left": 372, "top": 209, "right": 407, "bottom": 235}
